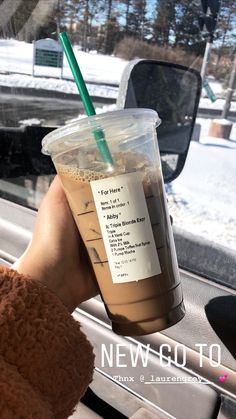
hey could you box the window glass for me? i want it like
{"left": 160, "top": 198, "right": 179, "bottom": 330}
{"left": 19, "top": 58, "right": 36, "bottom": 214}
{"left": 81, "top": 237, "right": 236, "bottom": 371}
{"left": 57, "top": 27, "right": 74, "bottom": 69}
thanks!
{"left": 0, "top": 0, "right": 235, "bottom": 286}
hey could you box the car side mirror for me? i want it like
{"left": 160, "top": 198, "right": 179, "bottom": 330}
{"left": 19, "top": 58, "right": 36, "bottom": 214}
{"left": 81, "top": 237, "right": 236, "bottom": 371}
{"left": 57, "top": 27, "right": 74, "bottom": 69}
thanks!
{"left": 117, "top": 59, "right": 202, "bottom": 182}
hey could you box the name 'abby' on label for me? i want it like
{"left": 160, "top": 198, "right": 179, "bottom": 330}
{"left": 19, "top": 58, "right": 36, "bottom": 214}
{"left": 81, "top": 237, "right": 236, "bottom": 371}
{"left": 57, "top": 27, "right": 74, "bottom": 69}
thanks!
{"left": 90, "top": 172, "right": 161, "bottom": 284}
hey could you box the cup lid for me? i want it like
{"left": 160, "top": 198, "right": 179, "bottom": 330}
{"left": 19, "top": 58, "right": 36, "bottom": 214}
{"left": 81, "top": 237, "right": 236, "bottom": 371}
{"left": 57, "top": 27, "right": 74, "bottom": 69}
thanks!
{"left": 42, "top": 108, "right": 160, "bottom": 155}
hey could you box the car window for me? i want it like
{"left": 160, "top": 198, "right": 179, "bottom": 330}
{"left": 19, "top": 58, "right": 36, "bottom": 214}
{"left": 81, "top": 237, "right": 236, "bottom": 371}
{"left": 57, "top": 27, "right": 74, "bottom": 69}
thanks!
{"left": 0, "top": 0, "right": 235, "bottom": 289}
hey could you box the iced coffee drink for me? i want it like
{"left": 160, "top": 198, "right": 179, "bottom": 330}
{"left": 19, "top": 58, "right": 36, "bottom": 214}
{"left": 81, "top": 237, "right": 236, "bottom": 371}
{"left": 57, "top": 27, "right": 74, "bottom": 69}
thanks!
{"left": 42, "top": 109, "right": 185, "bottom": 336}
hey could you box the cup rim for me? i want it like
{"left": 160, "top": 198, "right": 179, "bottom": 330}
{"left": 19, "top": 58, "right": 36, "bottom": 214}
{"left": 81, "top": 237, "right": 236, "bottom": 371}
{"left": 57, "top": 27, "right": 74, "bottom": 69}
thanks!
{"left": 41, "top": 108, "right": 160, "bottom": 155}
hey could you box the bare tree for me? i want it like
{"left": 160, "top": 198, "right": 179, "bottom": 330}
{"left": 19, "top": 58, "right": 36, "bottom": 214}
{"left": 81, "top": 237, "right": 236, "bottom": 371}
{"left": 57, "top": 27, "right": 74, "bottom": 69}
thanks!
{"left": 216, "top": 0, "right": 236, "bottom": 64}
{"left": 153, "top": 0, "right": 176, "bottom": 47}
{"left": 104, "top": 0, "right": 113, "bottom": 53}
{"left": 128, "top": 0, "right": 148, "bottom": 40}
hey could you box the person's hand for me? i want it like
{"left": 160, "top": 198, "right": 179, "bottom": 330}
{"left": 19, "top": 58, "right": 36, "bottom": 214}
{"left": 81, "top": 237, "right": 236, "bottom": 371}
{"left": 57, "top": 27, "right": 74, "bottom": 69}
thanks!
{"left": 13, "top": 176, "right": 99, "bottom": 312}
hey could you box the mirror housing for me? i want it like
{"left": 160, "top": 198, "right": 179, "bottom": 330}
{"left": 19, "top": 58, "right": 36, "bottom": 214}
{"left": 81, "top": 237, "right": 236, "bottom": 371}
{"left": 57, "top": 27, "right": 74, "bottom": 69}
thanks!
{"left": 117, "top": 59, "right": 202, "bottom": 182}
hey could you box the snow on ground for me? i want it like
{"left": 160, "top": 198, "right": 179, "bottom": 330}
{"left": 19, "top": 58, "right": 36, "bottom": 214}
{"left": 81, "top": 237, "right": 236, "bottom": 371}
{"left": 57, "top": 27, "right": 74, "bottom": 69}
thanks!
{"left": 0, "top": 73, "right": 118, "bottom": 98}
{"left": 200, "top": 97, "right": 236, "bottom": 111}
{"left": 0, "top": 39, "right": 127, "bottom": 86}
{"left": 1, "top": 39, "right": 236, "bottom": 111}
{"left": 1, "top": 39, "right": 236, "bottom": 252}
{"left": 166, "top": 117, "right": 236, "bottom": 251}
{"left": 166, "top": 138, "right": 236, "bottom": 251}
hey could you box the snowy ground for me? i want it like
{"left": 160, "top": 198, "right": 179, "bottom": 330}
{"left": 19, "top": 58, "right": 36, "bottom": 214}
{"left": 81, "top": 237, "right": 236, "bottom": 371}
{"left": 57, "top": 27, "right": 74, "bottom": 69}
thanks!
{"left": 166, "top": 137, "right": 236, "bottom": 251}
{"left": 0, "top": 39, "right": 236, "bottom": 111}
{"left": 167, "top": 117, "right": 236, "bottom": 251}
{"left": 1, "top": 39, "right": 236, "bottom": 252}
{"left": 0, "top": 39, "right": 125, "bottom": 98}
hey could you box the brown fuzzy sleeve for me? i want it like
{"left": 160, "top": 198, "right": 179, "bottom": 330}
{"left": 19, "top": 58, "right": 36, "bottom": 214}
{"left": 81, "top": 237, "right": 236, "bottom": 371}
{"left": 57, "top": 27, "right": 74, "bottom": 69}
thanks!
{"left": 0, "top": 266, "right": 95, "bottom": 419}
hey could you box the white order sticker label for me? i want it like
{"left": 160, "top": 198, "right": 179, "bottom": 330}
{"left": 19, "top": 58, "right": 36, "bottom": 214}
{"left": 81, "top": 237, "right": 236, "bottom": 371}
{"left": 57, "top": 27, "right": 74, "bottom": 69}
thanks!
{"left": 90, "top": 172, "right": 161, "bottom": 283}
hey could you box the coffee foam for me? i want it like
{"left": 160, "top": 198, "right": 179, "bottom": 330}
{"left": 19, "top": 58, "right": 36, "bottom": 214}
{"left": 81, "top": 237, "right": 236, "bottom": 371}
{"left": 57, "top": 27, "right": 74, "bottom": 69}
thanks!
{"left": 56, "top": 149, "right": 160, "bottom": 185}
{"left": 56, "top": 163, "right": 106, "bottom": 183}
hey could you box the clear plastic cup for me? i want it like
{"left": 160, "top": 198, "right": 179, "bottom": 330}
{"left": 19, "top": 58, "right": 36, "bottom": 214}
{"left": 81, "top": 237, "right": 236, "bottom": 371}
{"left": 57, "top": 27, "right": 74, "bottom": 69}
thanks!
{"left": 42, "top": 109, "right": 185, "bottom": 336}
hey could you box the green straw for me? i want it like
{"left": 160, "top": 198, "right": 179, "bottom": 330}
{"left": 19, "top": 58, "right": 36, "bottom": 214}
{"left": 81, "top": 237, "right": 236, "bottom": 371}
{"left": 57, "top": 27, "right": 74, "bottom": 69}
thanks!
{"left": 59, "top": 32, "right": 113, "bottom": 166}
